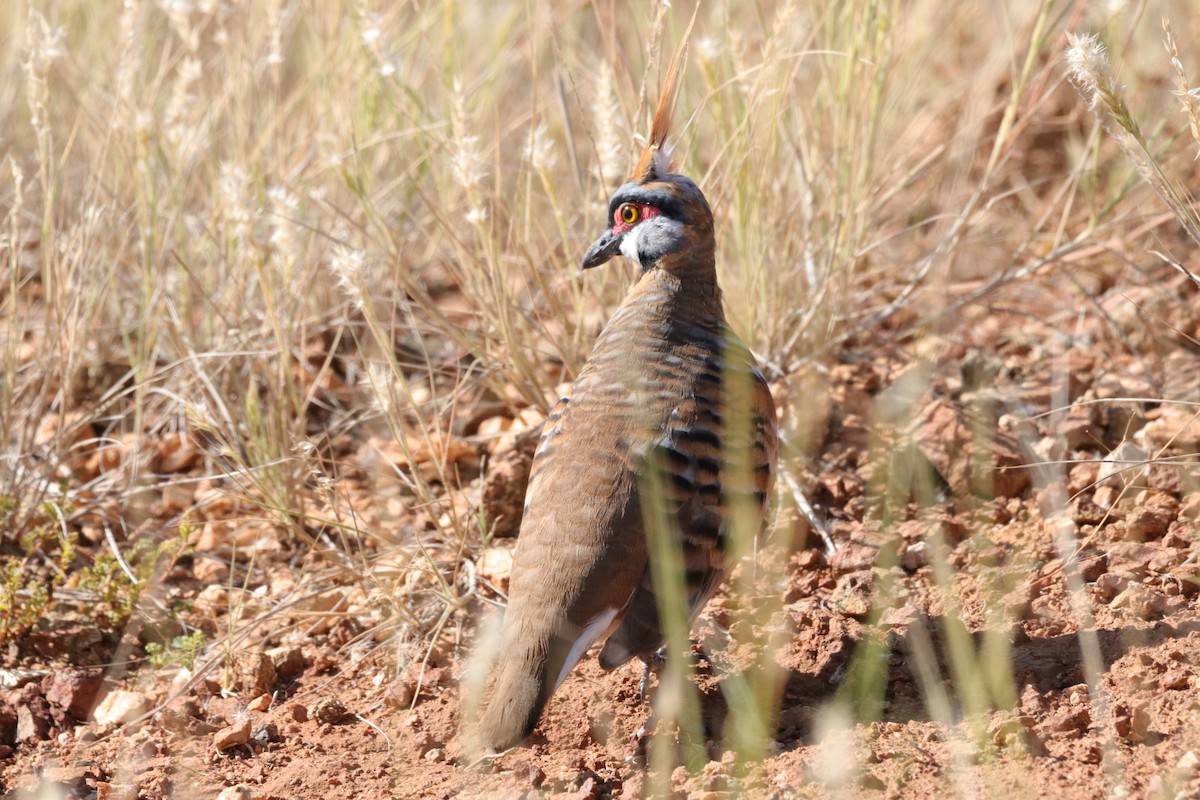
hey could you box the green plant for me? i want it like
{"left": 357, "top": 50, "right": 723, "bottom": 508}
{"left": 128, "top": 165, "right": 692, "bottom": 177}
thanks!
{"left": 145, "top": 629, "right": 208, "bottom": 670}
{"left": 76, "top": 534, "right": 189, "bottom": 628}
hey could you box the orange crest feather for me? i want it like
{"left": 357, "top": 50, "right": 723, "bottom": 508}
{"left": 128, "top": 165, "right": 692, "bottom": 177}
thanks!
{"left": 632, "top": 9, "right": 698, "bottom": 182}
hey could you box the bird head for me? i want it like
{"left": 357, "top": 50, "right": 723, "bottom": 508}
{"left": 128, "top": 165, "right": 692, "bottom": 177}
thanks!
{"left": 580, "top": 169, "right": 713, "bottom": 272}
{"left": 581, "top": 12, "right": 712, "bottom": 275}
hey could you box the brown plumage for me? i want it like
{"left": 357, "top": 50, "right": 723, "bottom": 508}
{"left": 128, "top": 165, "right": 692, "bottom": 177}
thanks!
{"left": 477, "top": 28, "right": 777, "bottom": 754}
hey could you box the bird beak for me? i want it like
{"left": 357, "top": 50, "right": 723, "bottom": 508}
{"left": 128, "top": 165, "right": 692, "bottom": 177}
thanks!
{"left": 581, "top": 229, "right": 623, "bottom": 270}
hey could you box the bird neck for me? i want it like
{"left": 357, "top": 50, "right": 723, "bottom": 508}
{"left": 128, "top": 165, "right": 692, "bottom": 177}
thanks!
{"left": 630, "top": 253, "right": 725, "bottom": 328}
{"left": 652, "top": 242, "right": 715, "bottom": 296}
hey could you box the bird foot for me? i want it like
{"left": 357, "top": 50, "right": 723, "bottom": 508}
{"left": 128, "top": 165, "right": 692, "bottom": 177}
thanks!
{"left": 632, "top": 709, "right": 656, "bottom": 755}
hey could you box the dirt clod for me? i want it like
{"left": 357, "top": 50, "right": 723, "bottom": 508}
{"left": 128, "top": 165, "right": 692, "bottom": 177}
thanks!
{"left": 312, "top": 697, "right": 347, "bottom": 725}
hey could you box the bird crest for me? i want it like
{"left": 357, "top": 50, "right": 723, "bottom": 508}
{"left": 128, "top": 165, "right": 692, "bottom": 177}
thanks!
{"left": 631, "top": 12, "right": 698, "bottom": 183}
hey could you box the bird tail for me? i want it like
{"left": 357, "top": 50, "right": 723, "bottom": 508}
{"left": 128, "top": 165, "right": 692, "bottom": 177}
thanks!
{"left": 476, "top": 605, "right": 620, "bottom": 753}
{"left": 476, "top": 640, "right": 554, "bottom": 753}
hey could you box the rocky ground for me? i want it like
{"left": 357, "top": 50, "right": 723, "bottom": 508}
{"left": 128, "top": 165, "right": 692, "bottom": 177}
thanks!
{"left": 3, "top": 263, "right": 1200, "bottom": 799}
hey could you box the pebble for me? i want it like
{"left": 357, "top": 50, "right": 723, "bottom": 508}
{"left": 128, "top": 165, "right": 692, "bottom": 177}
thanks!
{"left": 283, "top": 702, "right": 308, "bottom": 723}
{"left": 267, "top": 646, "right": 308, "bottom": 681}
{"left": 92, "top": 690, "right": 151, "bottom": 728}
{"left": 900, "top": 542, "right": 930, "bottom": 572}
{"left": 216, "top": 787, "right": 263, "bottom": 800}
{"left": 213, "top": 719, "right": 251, "bottom": 751}
{"left": 232, "top": 652, "right": 276, "bottom": 698}
{"left": 1160, "top": 670, "right": 1190, "bottom": 691}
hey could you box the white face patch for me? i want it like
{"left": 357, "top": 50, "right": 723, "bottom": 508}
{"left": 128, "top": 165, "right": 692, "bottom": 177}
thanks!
{"left": 619, "top": 217, "right": 684, "bottom": 267}
{"left": 619, "top": 224, "right": 644, "bottom": 263}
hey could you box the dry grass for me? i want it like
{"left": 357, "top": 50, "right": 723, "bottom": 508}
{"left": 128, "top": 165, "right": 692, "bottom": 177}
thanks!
{"left": 3, "top": 0, "right": 1200, "bottom": 790}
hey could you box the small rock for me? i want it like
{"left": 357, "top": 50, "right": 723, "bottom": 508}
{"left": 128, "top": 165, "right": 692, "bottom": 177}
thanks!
{"left": 521, "top": 765, "right": 547, "bottom": 788}
{"left": 1094, "top": 572, "right": 1132, "bottom": 601}
{"left": 290, "top": 588, "right": 349, "bottom": 634}
{"left": 160, "top": 482, "right": 195, "bottom": 512}
{"left": 1124, "top": 506, "right": 1171, "bottom": 541}
{"left": 1177, "top": 751, "right": 1200, "bottom": 772}
{"left": 880, "top": 604, "right": 922, "bottom": 628}
{"left": 830, "top": 543, "right": 878, "bottom": 573}
{"left": 1181, "top": 493, "right": 1200, "bottom": 522}
{"left": 1048, "top": 704, "right": 1090, "bottom": 736}
{"left": 98, "top": 784, "right": 140, "bottom": 800}
{"left": 1160, "top": 670, "right": 1189, "bottom": 691}
{"left": 196, "top": 519, "right": 236, "bottom": 552}
{"left": 1130, "top": 585, "right": 1167, "bottom": 618}
{"left": 247, "top": 694, "right": 271, "bottom": 712}
{"left": 1077, "top": 551, "right": 1107, "bottom": 582}
{"left": 213, "top": 719, "right": 251, "bottom": 751}
{"left": 476, "top": 415, "right": 513, "bottom": 438}
{"left": 385, "top": 664, "right": 445, "bottom": 710}
{"left": 477, "top": 547, "right": 514, "bottom": 592}
{"left": 194, "top": 585, "right": 230, "bottom": 616}
{"left": 1071, "top": 496, "right": 1110, "bottom": 526}
{"left": 384, "top": 679, "right": 416, "bottom": 709}
{"left": 192, "top": 556, "right": 230, "bottom": 584}
{"left": 16, "top": 705, "right": 49, "bottom": 743}
{"left": 423, "top": 747, "right": 444, "bottom": 763}
{"left": 1068, "top": 461, "right": 1101, "bottom": 495}
{"left": 159, "top": 434, "right": 200, "bottom": 473}
{"left": 900, "top": 541, "right": 930, "bottom": 572}
{"left": 0, "top": 669, "right": 47, "bottom": 690}
{"left": 1093, "top": 485, "right": 1119, "bottom": 510}
{"left": 216, "top": 787, "right": 263, "bottom": 800}
{"left": 92, "top": 689, "right": 151, "bottom": 727}
{"left": 909, "top": 398, "right": 1030, "bottom": 498}
{"left": 829, "top": 570, "right": 874, "bottom": 618}
{"left": 267, "top": 646, "right": 307, "bottom": 681}
{"left": 283, "top": 702, "right": 308, "bottom": 723}
{"left": 1115, "top": 703, "right": 1153, "bottom": 743}
{"left": 1141, "top": 404, "right": 1200, "bottom": 449}
{"left": 988, "top": 713, "right": 1040, "bottom": 751}
{"left": 312, "top": 697, "right": 347, "bottom": 725}
{"left": 44, "top": 669, "right": 105, "bottom": 721}
{"left": 232, "top": 652, "right": 276, "bottom": 698}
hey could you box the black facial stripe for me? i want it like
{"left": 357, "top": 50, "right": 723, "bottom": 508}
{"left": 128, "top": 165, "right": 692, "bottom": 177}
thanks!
{"left": 608, "top": 183, "right": 689, "bottom": 223}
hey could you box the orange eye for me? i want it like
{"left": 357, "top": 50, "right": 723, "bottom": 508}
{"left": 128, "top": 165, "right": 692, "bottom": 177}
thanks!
{"left": 618, "top": 203, "right": 640, "bottom": 225}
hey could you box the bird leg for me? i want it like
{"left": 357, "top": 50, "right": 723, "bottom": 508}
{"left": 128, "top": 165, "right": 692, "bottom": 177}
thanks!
{"left": 638, "top": 646, "right": 668, "bottom": 701}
